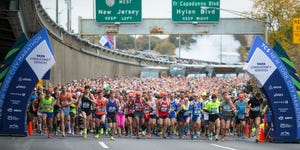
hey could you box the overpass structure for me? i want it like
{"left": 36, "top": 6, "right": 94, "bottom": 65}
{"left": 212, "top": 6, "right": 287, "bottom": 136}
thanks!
{"left": 0, "top": 0, "right": 265, "bottom": 85}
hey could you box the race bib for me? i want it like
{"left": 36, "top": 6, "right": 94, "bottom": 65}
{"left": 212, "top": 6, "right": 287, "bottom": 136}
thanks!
{"left": 183, "top": 110, "right": 190, "bottom": 116}
{"left": 161, "top": 105, "right": 168, "bottom": 113}
{"left": 238, "top": 114, "right": 245, "bottom": 119}
{"left": 194, "top": 110, "right": 200, "bottom": 115}
{"left": 44, "top": 104, "right": 51, "bottom": 109}
{"left": 223, "top": 105, "right": 231, "bottom": 111}
{"left": 98, "top": 108, "right": 105, "bottom": 112}
{"left": 135, "top": 105, "right": 141, "bottom": 111}
{"left": 204, "top": 112, "right": 209, "bottom": 120}
{"left": 61, "top": 100, "right": 68, "bottom": 107}
{"left": 253, "top": 106, "right": 260, "bottom": 112}
{"left": 210, "top": 108, "right": 218, "bottom": 114}
{"left": 108, "top": 106, "right": 116, "bottom": 112}
{"left": 82, "top": 102, "right": 90, "bottom": 109}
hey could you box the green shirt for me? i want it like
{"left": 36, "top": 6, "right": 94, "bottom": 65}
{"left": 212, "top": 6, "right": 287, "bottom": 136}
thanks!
{"left": 205, "top": 100, "right": 220, "bottom": 115}
{"left": 42, "top": 96, "right": 53, "bottom": 113}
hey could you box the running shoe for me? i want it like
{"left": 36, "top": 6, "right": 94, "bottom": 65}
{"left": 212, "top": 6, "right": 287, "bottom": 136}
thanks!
{"left": 142, "top": 131, "right": 146, "bottom": 136}
{"left": 147, "top": 133, "right": 151, "bottom": 139}
{"left": 95, "top": 134, "right": 99, "bottom": 139}
{"left": 190, "top": 134, "right": 194, "bottom": 140}
{"left": 68, "top": 129, "right": 72, "bottom": 134}
{"left": 48, "top": 133, "right": 52, "bottom": 138}
{"left": 110, "top": 136, "right": 115, "bottom": 141}
{"left": 196, "top": 132, "right": 201, "bottom": 139}
{"left": 163, "top": 133, "right": 167, "bottom": 139}
{"left": 201, "top": 132, "right": 205, "bottom": 137}
{"left": 100, "top": 128, "right": 104, "bottom": 135}
{"left": 221, "top": 138, "right": 224, "bottom": 142}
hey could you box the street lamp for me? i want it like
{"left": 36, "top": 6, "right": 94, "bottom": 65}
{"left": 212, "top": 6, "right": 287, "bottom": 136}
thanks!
{"left": 176, "top": 35, "right": 181, "bottom": 59}
{"left": 45, "top": 7, "right": 68, "bottom": 26}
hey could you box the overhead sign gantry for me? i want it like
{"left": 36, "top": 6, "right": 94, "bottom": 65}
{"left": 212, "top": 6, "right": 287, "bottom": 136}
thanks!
{"left": 96, "top": 0, "right": 142, "bottom": 23}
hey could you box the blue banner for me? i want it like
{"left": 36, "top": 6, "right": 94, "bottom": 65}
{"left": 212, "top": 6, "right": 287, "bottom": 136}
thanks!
{"left": 0, "top": 28, "right": 56, "bottom": 135}
{"left": 244, "top": 36, "right": 300, "bottom": 142}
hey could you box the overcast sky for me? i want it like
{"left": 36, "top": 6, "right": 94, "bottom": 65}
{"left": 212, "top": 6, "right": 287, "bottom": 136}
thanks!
{"left": 41, "top": 0, "right": 253, "bottom": 33}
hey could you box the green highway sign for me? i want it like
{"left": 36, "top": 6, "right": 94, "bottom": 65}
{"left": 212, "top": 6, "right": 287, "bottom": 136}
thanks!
{"left": 96, "top": 0, "right": 142, "bottom": 23}
{"left": 172, "top": 0, "right": 220, "bottom": 22}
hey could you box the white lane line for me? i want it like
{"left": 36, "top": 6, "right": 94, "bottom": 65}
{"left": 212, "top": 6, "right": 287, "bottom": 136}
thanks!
{"left": 98, "top": 141, "right": 109, "bottom": 149}
{"left": 211, "top": 144, "right": 237, "bottom": 150}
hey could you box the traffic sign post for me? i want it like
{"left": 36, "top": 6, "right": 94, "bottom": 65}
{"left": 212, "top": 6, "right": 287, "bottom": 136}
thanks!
{"left": 95, "top": 0, "right": 142, "bottom": 23}
{"left": 293, "top": 18, "right": 300, "bottom": 44}
{"left": 172, "top": 0, "right": 220, "bottom": 23}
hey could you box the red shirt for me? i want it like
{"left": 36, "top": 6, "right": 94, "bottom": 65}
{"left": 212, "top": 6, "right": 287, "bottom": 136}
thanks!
{"left": 158, "top": 100, "right": 169, "bottom": 117}
{"left": 59, "top": 92, "right": 71, "bottom": 108}
{"left": 95, "top": 98, "right": 106, "bottom": 115}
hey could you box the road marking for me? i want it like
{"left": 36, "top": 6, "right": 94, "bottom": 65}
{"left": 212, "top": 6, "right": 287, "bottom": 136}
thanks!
{"left": 98, "top": 141, "right": 109, "bottom": 149}
{"left": 211, "top": 144, "right": 237, "bottom": 150}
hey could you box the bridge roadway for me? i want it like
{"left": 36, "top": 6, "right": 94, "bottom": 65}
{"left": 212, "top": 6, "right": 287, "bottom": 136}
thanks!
{"left": 1, "top": 0, "right": 170, "bottom": 85}
{"left": 0, "top": 134, "right": 299, "bottom": 150}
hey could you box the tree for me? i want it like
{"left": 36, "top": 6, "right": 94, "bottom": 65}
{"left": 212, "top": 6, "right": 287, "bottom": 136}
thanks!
{"left": 154, "top": 39, "right": 176, "bottom": 55}
{"left": 251, "top": 0, "right": 300, "bottom": 73}
{"left": 136, "top": 35, "right": 162, "bottom": 51}
{"left": 116, "top": 35, "right": 135, "bottom": 50}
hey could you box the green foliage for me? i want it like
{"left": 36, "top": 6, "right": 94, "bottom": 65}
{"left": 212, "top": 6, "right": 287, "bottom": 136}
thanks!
{"left": 116, "top": 35, "right": 135, "bottom": 50}
{"left": 154, "top": 39, "right": 176, "bottom": 55}
{"left": 251, "top": 0, "right": 300, "bottom": 73}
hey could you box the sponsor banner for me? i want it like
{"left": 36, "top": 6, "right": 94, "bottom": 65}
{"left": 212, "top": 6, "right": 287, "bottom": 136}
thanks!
{"left": 273, "top": 42, "right": 300, "bottom": 100}
{"left": 0, "top": 34, "right": 28, "bottom": 88}
{"left": 0, "top": 28, "right": 55, "bottom": 135}
{"left": 244, "top": 36, "right": 300, "bottom": 142}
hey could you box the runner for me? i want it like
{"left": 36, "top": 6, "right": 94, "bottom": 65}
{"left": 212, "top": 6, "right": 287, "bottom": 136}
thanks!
{"left": 235, "top": 93, "right": 247, "bottom": 139}
{"left": 78, "top": 85, "right": 95, "bottom": 138}
{"left": 168, "top": 92, "right": 179, "bottom": 138}
{"left": 133, "top": 91, "right": 144, "bottom": 139}
{"left": 205, "top": 94, "right": 221, "bottom": 141}
{"left": 106, "top": 91, "right": 120, "bottom": 140}
{"left": 157, "top": 91, "right": 170, "bottom": 139}
{"left": 94, "top": 90, "right": 107, "bottom": 139}
{"left": 39, "top": 90, "right": 55, "bottom": 138}
{"left": 147, "top": 91, "right": 157, "bottom": 138}
{"left": 117, "top": 94, "right": 126, "bottom": 137}
{"left": 220, "top": 92, "right": 235, "bottom": 141}
{"left": 58, "top": 85, "right": 76, "bottom": 137}
{"left": 125, "top": 92, "right": 135, "bottom": 137}
{"left": 28, "top": 88, "right": 39, "bottom": 133}
{"left": 248, "top": 92, "right": 263, "bottom": 143}
{"left": 201, "top": 92, "right": 210, "bottom": 137}
{"left": 178, "top": 97, "right": 192, "bottom": 139}
{"left": 190, "top": 93, "right": 202, "bottom": 140}
{"left": 52, "top": 87, "right": 61, "bottom": 135}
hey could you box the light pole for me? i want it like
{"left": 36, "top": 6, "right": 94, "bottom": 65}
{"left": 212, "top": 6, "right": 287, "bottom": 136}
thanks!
{"left": 65, "top": 0, "right": 72, "bottom": 32}
{"left": 176, "top": 35, "right": 181, "bottom": 59}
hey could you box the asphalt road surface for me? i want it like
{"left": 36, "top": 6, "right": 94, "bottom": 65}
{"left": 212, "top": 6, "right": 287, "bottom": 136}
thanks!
{"left": 0, "top": 135, "right": 299, "bottom": 150}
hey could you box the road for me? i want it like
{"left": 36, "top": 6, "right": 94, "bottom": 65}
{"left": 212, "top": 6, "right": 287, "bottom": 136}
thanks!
{"left": 0, "top": 135, "right": 299, "bottom": 150}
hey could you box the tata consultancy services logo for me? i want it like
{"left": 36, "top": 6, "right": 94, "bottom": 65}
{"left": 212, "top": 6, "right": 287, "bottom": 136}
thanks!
{"left": 106, "top": 0, "right": 115, "bottom": 7}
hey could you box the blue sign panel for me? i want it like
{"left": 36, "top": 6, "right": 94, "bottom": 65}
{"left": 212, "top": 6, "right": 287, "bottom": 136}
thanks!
{"left": 244, "top": 36, "right": 300, "bottom": 142}
{"left": 0, "top": 28, "right": 56, "bottom": 135}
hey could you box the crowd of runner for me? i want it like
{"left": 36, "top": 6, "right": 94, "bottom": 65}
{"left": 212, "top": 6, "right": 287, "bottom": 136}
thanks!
{"left": 27, "top": 76, "right": 267, "bottom": 143}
